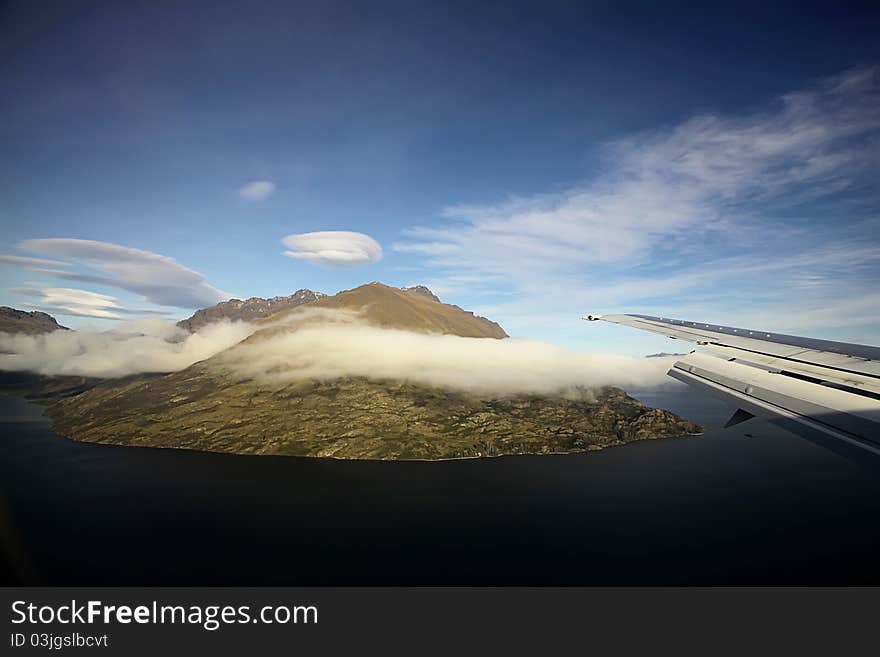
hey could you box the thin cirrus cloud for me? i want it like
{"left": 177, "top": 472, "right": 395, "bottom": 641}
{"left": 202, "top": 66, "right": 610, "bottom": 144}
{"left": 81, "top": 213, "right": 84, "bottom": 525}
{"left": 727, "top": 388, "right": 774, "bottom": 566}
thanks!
{"left": 17, "top": 238, "right": 231, "bottom": 309}
{"left": 394, "top": 67, "right": 880, "bottom": 338}
{"left": 282, "top": 231, "right": 383, "bottom": 268}
{"left": 0, "top": 254, "right": 70, "bottom": 267}
{"left": 238, "top": 180, "right": 276, "bottom": 201}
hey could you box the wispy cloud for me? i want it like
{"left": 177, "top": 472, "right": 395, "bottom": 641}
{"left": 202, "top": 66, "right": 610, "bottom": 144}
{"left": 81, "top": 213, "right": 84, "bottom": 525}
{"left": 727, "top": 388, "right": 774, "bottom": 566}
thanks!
{"left": 238, "top": 180, "right": 276, "bottom": 201}
{"left": 0, "top": 254, "right": 70, "bottom": 267}
{"left": 395, "top": 68, "right": 880, "bottom": 340}
{"left": 282, "top": 231, "right": 383, "bottom": 267}
{"left": 17, "top": 238, "right": 231, "bottom": 309}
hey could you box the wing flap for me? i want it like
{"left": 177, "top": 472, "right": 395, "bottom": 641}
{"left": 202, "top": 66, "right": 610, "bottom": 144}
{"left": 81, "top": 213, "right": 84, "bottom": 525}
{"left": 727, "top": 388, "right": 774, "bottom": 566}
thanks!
{"left": 589, "top": 313, "right": 880, "bottom": 380}
{"left": 585, "top": 312, "right": 880, "bottom": 461}
{"left": 701, "top": 344, "right": 880, "bottom": 396}
{"left": 670, "top": 353, "right": 880, "bottom": 455}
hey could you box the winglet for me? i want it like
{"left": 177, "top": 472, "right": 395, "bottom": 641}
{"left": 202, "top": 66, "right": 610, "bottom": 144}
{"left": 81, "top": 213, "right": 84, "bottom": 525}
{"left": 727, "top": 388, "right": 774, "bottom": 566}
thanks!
{"left": 724, "top": 408, "right": 756, "bottom": 428}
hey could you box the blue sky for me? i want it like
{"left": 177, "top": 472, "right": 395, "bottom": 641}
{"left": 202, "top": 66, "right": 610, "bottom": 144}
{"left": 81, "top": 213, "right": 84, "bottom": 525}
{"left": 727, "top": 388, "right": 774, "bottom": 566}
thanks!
{"left": 1, "top": 0, "right": 879, "bottom": 354}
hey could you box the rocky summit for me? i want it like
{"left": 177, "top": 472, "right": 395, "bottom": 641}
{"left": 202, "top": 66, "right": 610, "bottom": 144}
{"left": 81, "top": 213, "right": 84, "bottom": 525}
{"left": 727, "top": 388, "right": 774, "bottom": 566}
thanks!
{"left": 176, "top": 289, "right": 326, "bottom": 332}
{"left": 0, "top": 307, "right": 68, "bottom": 334}
{"left": 399, "top": 285, "right": 442, "bottom": 303}
{"left": 44, "top": 282, "right": 701, "bottom": 460}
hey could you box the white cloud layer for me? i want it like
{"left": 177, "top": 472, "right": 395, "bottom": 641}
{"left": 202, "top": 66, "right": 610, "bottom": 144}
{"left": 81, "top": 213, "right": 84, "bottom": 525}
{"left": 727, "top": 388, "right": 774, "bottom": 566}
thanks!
{"left": 220, "top": 322, "right": 674, "bottom": 396}
{"left": 282, "top": 231, "right": 383, "bottom": 267}
{"left": 0, "top": 310, "right": 673, "bottom": 394}
{"left": 238, "top": 180, "right": 276, "bottom": 200}
{"left": 18, "top": 238, "right": 230, "bottom": 309}
{"left": 0, "top": 319, "right": 256, "bottom": 378}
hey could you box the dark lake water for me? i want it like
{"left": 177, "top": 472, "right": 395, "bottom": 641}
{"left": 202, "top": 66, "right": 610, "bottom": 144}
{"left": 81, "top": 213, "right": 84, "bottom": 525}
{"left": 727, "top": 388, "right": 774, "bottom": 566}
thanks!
{"left": 2, "top": 386, "right": 879, "bottom": 585}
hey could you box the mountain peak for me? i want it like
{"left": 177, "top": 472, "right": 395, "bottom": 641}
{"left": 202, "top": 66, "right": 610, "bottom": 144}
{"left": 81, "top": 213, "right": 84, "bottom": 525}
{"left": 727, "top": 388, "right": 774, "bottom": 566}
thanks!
{"left": 400, "top": 285, "right": 441, "bottom": 303}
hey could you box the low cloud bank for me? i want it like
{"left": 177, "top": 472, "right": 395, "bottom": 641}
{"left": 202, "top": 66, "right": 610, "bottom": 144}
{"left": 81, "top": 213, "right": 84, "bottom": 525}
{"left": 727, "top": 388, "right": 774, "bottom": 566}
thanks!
{"left": 219, "top": 321, "right": 675, "bottom": 396}
{"left": 0, "top": 310, "right": 676, "bottom": 394}
{"left": 0, "top": 319, "right": 257, "bottom": 378}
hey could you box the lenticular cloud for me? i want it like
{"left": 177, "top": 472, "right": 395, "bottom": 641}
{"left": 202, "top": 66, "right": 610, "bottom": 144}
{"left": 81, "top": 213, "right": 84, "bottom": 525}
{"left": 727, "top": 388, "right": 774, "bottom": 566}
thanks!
{"left": 282, "top": 231, "right": 383, "bottom": 267}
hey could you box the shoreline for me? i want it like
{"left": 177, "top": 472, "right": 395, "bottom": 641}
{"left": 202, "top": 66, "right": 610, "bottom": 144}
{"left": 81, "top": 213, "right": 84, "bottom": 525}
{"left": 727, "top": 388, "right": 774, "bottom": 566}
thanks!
{"left": 3, "top": 392, "right": 704, "bottom": 463}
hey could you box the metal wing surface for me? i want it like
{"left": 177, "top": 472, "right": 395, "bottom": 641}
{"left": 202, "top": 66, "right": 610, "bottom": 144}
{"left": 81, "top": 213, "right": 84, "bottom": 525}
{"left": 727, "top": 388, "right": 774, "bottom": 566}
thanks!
{"left": 584, "top": 313, "right": 880, "bottom": 461}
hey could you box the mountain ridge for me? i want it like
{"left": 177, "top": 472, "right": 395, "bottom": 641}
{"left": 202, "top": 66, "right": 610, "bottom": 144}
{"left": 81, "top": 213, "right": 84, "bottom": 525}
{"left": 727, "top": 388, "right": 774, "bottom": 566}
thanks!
{"left": 257, "top": 282, "right": 507, "bottom": 339}
{"left": 0, "top": 307, "right": 68, "bottom": 334}
{"left": 176, "top": 289, "right": 326, "bottom": 332}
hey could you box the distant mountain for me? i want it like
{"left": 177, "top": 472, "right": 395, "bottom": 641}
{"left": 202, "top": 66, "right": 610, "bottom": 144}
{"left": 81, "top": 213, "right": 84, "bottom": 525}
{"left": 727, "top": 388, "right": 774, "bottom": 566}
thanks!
{"left": 0, "top": 307, "right": 68, "bottom": 334}
{"left": 176, "top": 289, "right": 326, "bottom": 332}
{"left": 645, "top": 352, "right": 689, "bottom": 358}
{"left": 47, "top": 282, "right": 701, "bottom": 460}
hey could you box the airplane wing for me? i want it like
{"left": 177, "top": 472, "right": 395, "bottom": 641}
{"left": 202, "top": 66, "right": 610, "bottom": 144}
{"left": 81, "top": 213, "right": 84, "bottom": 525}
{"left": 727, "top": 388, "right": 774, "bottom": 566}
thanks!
{"left": 583, "top": 313, "right": 880, "bottom": 462}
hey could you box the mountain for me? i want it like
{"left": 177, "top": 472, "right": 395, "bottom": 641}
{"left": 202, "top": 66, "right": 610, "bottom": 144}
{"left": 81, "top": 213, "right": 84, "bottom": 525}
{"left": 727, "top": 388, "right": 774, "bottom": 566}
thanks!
{"left": 176, "top": 283, "right": 504, "bottom": 338}
{"left": 45, "top": 282, "right": 700, "bottom": 460}
{"left": 258, "top": 282, "right": 507, "bottom": 339}
{"left": 176, "top": 289, "right": 325, "bottom": 332}
{"left": 0, "top": 307, "right": 68, "bottom": 334}
{"left": 645, "top": 352, "right": 689, "bottom": 358}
